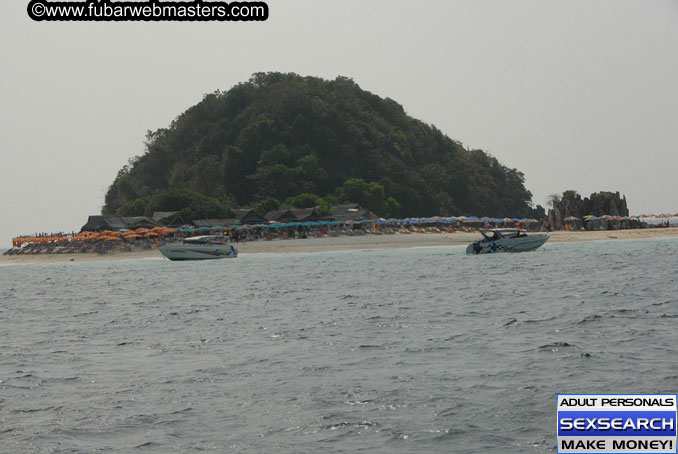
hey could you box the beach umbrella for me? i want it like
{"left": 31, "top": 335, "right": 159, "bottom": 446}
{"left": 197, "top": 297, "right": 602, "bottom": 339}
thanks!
{"left": 563, "top": 216, "right": 580, "bottom": 221}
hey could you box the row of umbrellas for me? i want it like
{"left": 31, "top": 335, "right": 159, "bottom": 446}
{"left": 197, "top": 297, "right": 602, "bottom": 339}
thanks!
{"left": 563, "top": 214, "right": 678, "bottom": 222}
{"left": 637, "top": 213, "right": 678, "bottom": 218}
{"left": 13, "top": 226, "right": 177, "bottom": 246}
{"left": 563, "top": 215, "right": 639, "bottom": 222}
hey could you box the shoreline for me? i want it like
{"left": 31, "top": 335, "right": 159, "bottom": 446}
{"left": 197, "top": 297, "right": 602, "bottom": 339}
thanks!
{"left": 2, "top": 228, "right": 678, "bottom": 265}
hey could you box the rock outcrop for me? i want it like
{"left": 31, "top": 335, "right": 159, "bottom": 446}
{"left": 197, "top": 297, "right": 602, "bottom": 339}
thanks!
{"left": 547, "top": 191, "right": 630, "bottom": 230}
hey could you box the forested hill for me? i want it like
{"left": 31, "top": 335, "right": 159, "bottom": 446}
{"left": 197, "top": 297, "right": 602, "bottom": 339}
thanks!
{"left": 104, "top": 72, "right": 537, "bottom": 219}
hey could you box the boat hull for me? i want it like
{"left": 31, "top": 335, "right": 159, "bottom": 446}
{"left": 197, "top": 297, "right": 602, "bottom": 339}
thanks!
{"left": 466, "top": 234, "right": 549, "bottom": 254}
{"left": 158, "top": 243, "right": 238, "bottom": 260}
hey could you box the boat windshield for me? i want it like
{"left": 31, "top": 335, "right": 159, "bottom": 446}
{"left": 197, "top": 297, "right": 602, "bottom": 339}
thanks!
{"left": 481, "top": 229, "right": 528, "bottom": 240}
{"left": 182, "top": 236, "right": 225, "bottom": 245}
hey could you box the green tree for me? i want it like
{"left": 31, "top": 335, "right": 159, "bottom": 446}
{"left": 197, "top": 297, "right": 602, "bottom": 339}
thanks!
{"left": 284, "top": 193, "right": 323, "bottom": 208}
{"left": 116, "top": 198, "right": 147, "bottom": 217}
{"left": 147, "top": 188, "right": 233, "bottom": 222}
{"left": 254, "top": 197, "right": 281, "bottom": 215}
{"left": 336, "top": 178, "right": 396, "bottom": 217}
{"left": 386, "top": 196, "right": 401, "bottom": 218}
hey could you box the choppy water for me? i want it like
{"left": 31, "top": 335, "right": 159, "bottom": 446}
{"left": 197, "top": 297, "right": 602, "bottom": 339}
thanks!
{"left": 1, "top": 238, "right": 677, "bottom": 453}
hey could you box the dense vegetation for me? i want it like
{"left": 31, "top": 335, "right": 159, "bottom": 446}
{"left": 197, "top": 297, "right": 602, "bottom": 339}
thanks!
{"left": 104, "top": 72, "right": 539, "bottom": 220}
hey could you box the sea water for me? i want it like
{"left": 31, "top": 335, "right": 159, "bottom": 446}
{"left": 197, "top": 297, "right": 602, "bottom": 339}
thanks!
{"left": 1, "top": 238, "right": 677, "bottom": 453}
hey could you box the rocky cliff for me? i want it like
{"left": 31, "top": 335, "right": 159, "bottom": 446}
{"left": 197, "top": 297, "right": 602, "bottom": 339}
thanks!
{"left": 547, "top": 191, "right": 630, "bottom": 230}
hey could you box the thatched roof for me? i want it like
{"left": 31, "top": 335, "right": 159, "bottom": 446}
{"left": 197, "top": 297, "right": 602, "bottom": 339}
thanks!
{"left": 235, "top": 209, "right": 266, "bottom": 225}
{"left": 264, "top": 210, "right": 297, "bottom": 222}
{"left": 80, "top": 215, "right": 160, "bottom": 232}
{"left": 152, "top": 211, "right": 187, "bottom": 226}
{"left": 325, "top": 204, "right": 378, "bottom": 222}
{"left": 328, "top": 206, "right": 378, "bottom": 222}
{"left": 152, "top": 211, "right": 177, "bottom": 221}
{"left": 290, "top": 208, "right": 321, "bottom": 221}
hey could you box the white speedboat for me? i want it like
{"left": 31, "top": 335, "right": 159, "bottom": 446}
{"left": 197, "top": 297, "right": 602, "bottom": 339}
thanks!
{"left": 159, "top": 235, "right": 238, "bottom": 260}
{"left": 466, "top": 228, "right": 548, "bottom": 254}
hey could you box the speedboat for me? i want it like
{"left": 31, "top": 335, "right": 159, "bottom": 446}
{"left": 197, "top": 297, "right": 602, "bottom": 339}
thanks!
{"left": 466, "top": 228, "right": 548, "bottom": 254}
{"left": 159, "top": 235, "right": 238, "bottom": 260}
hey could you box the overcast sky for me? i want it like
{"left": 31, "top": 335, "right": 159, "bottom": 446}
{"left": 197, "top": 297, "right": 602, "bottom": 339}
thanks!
{"left": 1, "top": 0, "right": 677, "bottom": 244}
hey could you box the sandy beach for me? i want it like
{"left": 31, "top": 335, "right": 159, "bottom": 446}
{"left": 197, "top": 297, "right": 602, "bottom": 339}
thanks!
{"left": 2, "top": 227, "right": 678, "bottom": 265}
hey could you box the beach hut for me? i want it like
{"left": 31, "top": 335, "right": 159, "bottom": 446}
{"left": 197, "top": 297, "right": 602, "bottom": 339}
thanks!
{"left": 328, "top": 205, "right": 379, "bottom": 223}
{"left": 121, "top": 217, "right": 161, "bottom": 230}
{"left": 236, "top": 209, "right": 267, "bottom": 225}
{"left": 264, "top": 210, "right": 297, "bottom": 223}
{"left": 290, "top": 208, "right": 321, "bottom": 222}
{"left": 80, "top": 215, "right": 126, "bottom": 232}
{"left": 152, "top": 211, "right": 187, "bottom": 226}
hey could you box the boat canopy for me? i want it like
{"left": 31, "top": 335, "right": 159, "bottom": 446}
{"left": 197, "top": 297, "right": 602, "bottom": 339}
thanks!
{"left": 182, "top": 235, "right": 226, "bottom": 244}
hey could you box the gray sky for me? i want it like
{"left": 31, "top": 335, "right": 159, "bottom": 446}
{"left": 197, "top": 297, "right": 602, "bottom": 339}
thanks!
{"left": 1, "top": 0, "right": 677, "bottom": 244}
